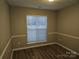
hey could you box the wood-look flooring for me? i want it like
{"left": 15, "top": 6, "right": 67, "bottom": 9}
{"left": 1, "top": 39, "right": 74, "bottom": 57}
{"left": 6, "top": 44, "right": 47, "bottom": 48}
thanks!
{"left": 13, "top": 44, "right": 79, "bottom": 59}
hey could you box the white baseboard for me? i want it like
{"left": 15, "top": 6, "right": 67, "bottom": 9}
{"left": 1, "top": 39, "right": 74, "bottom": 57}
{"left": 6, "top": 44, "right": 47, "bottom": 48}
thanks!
{"left": 13, "top": 42, "right": 57, "bottom": 51}
{"left": 0, "top": 37, "right": 12, "bottom": 59}
{"left": 55, "top": 42, "right": 79, "bottom": 55}
{"left": 10, "top": 50, "right": 13, "bottom": 59}
{"left": 1, "top": 32, "right": 79, "bottom": 59}
{"left": 13, "top": 42, "right": 79, "bottom": 56}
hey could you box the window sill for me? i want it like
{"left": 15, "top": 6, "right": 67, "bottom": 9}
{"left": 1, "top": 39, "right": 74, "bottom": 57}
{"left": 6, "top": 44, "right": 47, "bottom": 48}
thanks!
{"left": 27, "top": 40, "right": 47, "bottom": 44}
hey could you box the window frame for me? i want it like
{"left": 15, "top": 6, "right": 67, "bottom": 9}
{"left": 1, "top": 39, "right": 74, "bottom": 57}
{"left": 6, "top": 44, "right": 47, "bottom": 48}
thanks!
{"left": 26, "top": 15, "right": 48, "bottom": 44}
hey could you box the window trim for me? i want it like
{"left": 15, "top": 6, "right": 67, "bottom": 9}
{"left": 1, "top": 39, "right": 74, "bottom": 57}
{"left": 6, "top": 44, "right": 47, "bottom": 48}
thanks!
{"left": 26, "top": 15, "right": 48, "bottom": 44}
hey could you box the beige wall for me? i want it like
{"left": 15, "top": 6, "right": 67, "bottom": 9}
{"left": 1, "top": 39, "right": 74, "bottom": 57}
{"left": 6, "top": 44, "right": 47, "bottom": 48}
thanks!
{"left": 11, "top": 7, "right": 57, "bottom": 49}
{"left": 57, "top": 4, "right": 79, "bottom": 53}
{"left": 0, "top": 0, "right": 79, "bottom": 58}
{"left": 0, "top": 0, "right": 12, "bottom": 59}
{"left": 57, "top": 4, "right": 79, "bottom": 36}
{"left": 11, "top": 7, "right": 57, "bottom": 35}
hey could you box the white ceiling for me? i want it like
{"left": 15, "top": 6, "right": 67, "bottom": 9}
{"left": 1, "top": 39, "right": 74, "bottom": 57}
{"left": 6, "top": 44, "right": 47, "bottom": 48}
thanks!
{"left": 7, "top": 0, "right": 79, "bottom": 10}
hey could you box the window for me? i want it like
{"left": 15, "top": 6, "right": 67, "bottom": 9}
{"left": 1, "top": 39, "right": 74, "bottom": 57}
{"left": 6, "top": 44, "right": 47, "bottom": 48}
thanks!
{"left": 26, "top": 16, "right": 47, "bottom": 44}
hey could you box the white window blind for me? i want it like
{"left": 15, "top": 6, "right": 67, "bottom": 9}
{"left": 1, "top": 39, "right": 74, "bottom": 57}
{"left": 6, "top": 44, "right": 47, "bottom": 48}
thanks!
{"left": 27, "top": 16, "right": 47, "bottom": 44}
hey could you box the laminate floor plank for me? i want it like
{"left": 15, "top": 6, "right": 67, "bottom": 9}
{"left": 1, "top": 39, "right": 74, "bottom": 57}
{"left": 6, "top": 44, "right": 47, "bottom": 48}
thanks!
{"left": 13, "top": 44, "right": 79, "bottom": 59}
